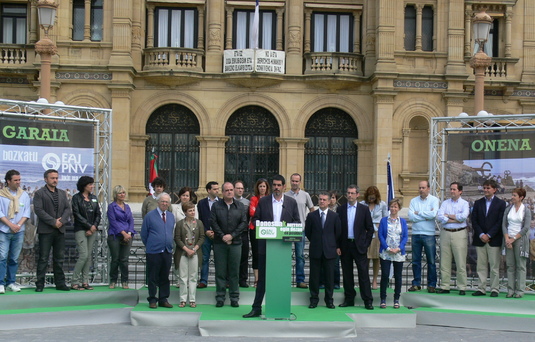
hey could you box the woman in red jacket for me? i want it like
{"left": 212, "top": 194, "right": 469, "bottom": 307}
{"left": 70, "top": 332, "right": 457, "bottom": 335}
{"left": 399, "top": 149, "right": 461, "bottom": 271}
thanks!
{"left": 248, "top": 178, "right": 270, "bottom": 287}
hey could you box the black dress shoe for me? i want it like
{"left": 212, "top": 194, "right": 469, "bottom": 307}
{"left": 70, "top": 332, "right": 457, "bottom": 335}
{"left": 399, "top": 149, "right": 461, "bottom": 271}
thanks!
{"left": 56, "top": 285, "right": 71, "bottom": 291}
{"left": 35, "top": 287, "right": 43, "bottom": 292}
{"left": 216, "top": 301, "right": 224, "bottom": 307}
{"left": 308, "top": 303, "right": 317, "bottom": 308}
{"left": 239, "top": 282, "right": 249, "bottom": 288}
{"left": 339, "top": 301, "right": 355, "bottom": 307}
{"left": 436, "top": 288, "right": 450, "bottom": 294}
{"left": 459, "top": 290, "right": 466, "bottom": 296}
{"left": 472, "top": 291, "right": 485, "bottom": 296}
{"left": 490, "top": 291, "right": 499, "bottom": 297}
{"left": 231, "top": 301, "right": 239, "bottom": 307}
{"left": 243, "top": 309, "right": 261, "bottom": 318}
{"left": 364, "top": 302, "right": 374, "bottom": 310}
{"left": 326, "top": 303, "right": 335, "bottom": 309}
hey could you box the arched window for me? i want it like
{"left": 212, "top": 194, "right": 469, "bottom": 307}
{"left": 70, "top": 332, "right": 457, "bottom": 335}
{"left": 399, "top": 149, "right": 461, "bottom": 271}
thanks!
{"left": 305, "top": 108, "right": 358, "bottom": 202}
{"left": 225, "top": 106, "right": 280, "bottom": 192}
{"left": 408, "top": 116, "right": 429, "bottom": 173}
{"left": 146, "top": 104, "right": 200, "bottom": 202}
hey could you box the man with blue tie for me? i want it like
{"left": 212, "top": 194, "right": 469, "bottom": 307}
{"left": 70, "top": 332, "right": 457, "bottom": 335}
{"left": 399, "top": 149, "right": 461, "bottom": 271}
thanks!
{"left": 337, "top": 185, "right": 374, "bottom": 310}
{"left": 141, "top": 193, "right": 175, "bottom": 309}
{"left": 305, "top": 192, "right": 341, "bottom": 309}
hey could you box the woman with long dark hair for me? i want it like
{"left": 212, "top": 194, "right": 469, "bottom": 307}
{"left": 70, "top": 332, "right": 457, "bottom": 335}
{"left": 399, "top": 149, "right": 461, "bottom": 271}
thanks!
{"left": 248, "top": 178, "right": 270, "bottom": 287}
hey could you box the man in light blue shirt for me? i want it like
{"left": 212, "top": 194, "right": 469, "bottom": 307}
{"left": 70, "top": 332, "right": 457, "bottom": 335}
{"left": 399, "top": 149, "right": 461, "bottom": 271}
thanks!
{"left": 0, "top": 170, "right": 31, "bottom": 294}
{"left": 408, "top": 180, "right": 439, "bottom": 293}
{"left": 436, "top": 182, "right": 470, "bottom": 295}
{"left": 285, "top": 173, "right": 314, "bottom": 288}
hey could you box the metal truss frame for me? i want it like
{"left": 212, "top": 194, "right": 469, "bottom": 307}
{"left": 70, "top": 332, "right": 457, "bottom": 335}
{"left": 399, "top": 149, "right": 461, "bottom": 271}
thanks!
{"left": 430, "top": 114, "right": 535, "bottom": 201}
{"left": 0, "top": 98, "right": 112, "bottom": 284}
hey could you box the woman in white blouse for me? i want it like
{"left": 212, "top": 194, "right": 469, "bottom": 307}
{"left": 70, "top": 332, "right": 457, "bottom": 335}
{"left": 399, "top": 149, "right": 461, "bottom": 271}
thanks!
{"left": 502, "top": 188, "right": 531, "bottom": 298}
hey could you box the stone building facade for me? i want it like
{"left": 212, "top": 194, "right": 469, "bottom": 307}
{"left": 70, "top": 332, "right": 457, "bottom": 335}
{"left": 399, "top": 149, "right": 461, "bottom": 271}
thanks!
{"left": 1, "top": 0, "right": 534, "bottom": 202}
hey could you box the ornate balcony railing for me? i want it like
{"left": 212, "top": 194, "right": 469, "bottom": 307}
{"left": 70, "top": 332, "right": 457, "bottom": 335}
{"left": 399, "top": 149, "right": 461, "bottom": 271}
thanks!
{"left": 0, "top": 45, "right": 34, "bottom": 65}
{"left": 304, "top": 52, "right": 363, "bottom": 76}
{"left": 143, "top": 47, "right": 204, "bottom": 71}
{"left": 484, "top": 57, "right": 521, "bottom": 78}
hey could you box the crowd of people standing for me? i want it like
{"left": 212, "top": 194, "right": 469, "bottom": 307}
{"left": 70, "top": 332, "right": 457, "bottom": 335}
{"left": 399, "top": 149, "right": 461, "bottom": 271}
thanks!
{"left": 0, "top": 169, "right": 533, "bottom": 317}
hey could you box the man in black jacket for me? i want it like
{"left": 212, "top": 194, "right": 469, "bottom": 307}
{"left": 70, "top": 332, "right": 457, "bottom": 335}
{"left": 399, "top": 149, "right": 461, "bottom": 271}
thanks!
{"left": 211, "top": 182, "right": 247, "bottom": 307}
{"left": 34, "top": 169, "right": 72, "bottom": 292}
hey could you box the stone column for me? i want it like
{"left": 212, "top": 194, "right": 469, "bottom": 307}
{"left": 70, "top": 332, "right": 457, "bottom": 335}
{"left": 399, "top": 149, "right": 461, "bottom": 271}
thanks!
{"left": 206, "top": 0, "right": 224, "bottom": 72}
{"left": 444, "top": 0, "right": 466, "bottom": 76}
{"left": 521, "top": 0, "right": 535, "bottom": 82}
{"left": 276, "top": 8, "right": 284, "bottom": 50}
{"left": 372, "top": 93, "right": 395, "bottom": 189}
{"left": 464, "top": 5, "right": 472, "bottom": 58}
{"left": 303, "top": 9, "right": 311, "bottom": 53}
{"left": 505, "top": 7, "right": 513, "bottom": 58}
{"left": 415, "top": 4, "right": 423, "bottom": 51}
{"left": 84, "top": 0, "right": 91, "bottom": 41}
{"left": 225, "top": 6, "right": 234, "bottom": 49}
{"left": 196, "top": 136, "right": 229, "bottom": 192}
{"left": 109, "top": 0, "right": 133, "bottom": 66}
{"left": 354, "top": 139, "right": 373, "bottom": 188}
{"left": 146, "top": 5, "right": 154, "bottom": 48}
{"left": 401, "top": 129, "right": 411, "bottom": 173}
{"left": 197, "top": 6, "right": 205, "bottom": 50}
{"left": 286, "top": 0, "right": 304, "bottom": 75}
{"left": 353, "top": 11, "right": 361, "bottom": 54}
{"left": 128, "top": 134, "right": 150, "bottom": 201}
{"left": 29, "top": 0, "right": 38, "bottom": 43}
{"left": 108, "top": 86, "right": 134, "bottom": 195}
{"left": 375, "top": 0, "right": 396, "bottom": 72}
{"left": 276, "top": 138, "right": 308, "bottom": 182}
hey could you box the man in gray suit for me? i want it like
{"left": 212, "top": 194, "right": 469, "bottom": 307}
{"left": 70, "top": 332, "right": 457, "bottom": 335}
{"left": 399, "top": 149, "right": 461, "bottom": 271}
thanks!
{"left": 34, "top": 169, "right": 72, "bottom": 292}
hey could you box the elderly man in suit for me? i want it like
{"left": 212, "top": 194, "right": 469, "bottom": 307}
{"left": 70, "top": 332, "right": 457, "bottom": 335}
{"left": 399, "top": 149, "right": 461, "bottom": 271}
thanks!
{"left": 471, "top": 179, "right": 506, "bottom": 297}
{"left": 141, "top": 193, "right": 175, "bottom": 308}
{"left": 337, "top": 184, "right": 375, "bottom": 310}
{"left": 243, "top": 174, "right": 300, "bottom": 318}
{"left": 34, "top": 169, "right": 72, "bottom": 292}
{"left": 305, "top": 192, "right": 341, "bottom": 309}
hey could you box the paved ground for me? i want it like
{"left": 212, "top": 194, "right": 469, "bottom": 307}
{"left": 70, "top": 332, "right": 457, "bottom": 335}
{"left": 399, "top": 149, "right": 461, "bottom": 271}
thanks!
{"left": 0, "top": 323, "right": 532, "bottom": 342}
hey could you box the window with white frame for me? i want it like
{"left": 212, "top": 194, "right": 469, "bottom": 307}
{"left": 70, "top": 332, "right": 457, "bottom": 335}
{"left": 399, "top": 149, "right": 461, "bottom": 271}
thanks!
{"left": 155, "top": 7, "right": 197, "bottom": 48}
{"left": 312, "top": 12, "right": 353, "bottom": 53}
{"left": 1, "top": 3, "right": 26, "bottom": 44}
{"left": 72, "top": 0, "right": 103, "bottom": 41}
{"left": 233, "top": 9, "right": 276, "bottom": 50}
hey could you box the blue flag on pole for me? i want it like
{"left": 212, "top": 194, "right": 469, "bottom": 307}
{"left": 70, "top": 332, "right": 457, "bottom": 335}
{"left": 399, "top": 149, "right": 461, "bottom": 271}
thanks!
{"left": 387, "top": 154, "right": 395, "bottom": 202}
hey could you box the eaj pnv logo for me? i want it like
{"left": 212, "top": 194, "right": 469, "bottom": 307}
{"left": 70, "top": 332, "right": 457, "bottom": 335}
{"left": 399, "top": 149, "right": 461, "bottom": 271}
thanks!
{"left": 259, "top": 227, "right": 277, "bottom": 238}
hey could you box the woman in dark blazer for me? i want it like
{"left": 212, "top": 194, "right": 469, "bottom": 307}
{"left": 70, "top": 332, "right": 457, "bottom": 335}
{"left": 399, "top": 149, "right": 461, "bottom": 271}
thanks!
{"left": 502, "top": 188, "right": 531, "bottom": 298}
{"left": 71, "top": 176, "right": 101, "bottom": 290}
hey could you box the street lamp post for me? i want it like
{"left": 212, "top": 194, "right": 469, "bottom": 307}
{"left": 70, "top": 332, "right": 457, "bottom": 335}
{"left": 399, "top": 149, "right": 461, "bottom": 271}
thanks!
{"left": 469, "top": 9, "right": 493, "bottom": 115}
{"left": 35, "top": 0, "right": 58, "bottom": 102}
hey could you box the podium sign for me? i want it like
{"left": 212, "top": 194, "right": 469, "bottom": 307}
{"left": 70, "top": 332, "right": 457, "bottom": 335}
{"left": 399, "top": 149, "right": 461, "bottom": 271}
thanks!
{"left": 257, "top": 222, "right": 303, "bottom": 319}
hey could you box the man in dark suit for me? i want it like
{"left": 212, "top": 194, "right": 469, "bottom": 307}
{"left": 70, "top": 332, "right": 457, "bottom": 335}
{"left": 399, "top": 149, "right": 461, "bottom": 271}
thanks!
{"left": 197, "top": 181, "right": 219, "bottom": 288}
{"left": 243, "top": 174, "right": 300, "bottom": 318}
{"left": 471, "top": 179, "right": 506, "bottom": 297}
{"left": 337, "top": 184, "right": 374, "bottom": 310}
{"left": 34, "top": 169, "right": 72, "bottom": 292}
{"left": 305, "top": 192, "right": 341, "bottom": 309}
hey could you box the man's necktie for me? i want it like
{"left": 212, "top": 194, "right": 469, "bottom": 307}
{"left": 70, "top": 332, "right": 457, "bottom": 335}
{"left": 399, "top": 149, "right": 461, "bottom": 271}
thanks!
{"left": 162, "top": 212, "right": 166, "bottom": 223}
{"left": 321, "top": 211, "right": 326, "bottom": 229}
